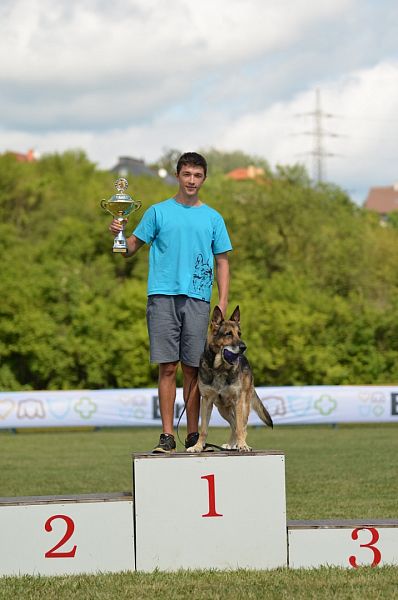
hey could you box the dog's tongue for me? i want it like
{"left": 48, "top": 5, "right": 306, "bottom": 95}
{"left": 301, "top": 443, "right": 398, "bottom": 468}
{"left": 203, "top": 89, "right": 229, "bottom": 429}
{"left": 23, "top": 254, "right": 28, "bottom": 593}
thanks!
{"left": 223, "top": 349, "right": 240, "bottom": 364}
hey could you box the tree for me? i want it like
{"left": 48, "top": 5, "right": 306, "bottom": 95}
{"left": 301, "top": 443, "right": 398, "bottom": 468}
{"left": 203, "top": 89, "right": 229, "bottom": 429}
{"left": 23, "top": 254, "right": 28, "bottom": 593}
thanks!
{"left": 2, "top": 149, "right": 398, "bottom": 390}
{"left": 199, "top": 147, "right": 271, "bottom": 176}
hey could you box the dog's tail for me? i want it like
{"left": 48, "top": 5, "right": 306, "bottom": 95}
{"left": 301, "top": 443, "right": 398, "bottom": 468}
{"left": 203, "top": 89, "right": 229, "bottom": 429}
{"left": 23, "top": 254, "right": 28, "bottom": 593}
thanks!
{"left": 251, "top": 392, "right": 273, "bottom": 428}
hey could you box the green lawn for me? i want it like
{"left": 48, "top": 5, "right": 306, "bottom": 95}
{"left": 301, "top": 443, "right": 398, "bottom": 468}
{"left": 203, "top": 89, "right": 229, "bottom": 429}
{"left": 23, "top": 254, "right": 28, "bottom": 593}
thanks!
{"left": 1, "top": 424, "right": 398, "bottom": 598}
{"left": 1, "top": 567, "right": 398, "bottom": 600}
{"left": 1, "top": 424, "right": 397, "bottom": 520}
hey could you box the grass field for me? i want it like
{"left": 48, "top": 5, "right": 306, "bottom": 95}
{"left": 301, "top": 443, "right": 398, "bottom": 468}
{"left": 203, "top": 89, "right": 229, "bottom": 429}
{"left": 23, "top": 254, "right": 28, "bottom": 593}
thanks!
{"left": 1, "top": 424, "right": 398, "bottom": 598}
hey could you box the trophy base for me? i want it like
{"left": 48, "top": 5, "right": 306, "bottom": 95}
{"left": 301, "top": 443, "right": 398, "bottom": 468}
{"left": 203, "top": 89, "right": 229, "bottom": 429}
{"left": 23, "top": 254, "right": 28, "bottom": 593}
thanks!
{"left": 113, "top": 247, "right": 128, "bottom": 254}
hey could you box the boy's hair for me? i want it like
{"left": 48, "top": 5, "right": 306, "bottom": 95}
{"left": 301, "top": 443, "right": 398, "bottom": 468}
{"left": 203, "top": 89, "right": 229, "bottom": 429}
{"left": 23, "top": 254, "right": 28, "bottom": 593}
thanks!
{"left": 176, "top": 152, "right": 207, "bottom": 176}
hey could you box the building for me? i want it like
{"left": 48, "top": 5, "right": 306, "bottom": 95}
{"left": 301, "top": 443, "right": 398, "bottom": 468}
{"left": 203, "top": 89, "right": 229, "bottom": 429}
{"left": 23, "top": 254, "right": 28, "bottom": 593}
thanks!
{"left": 110, "top": 156, "right": 175, "bottom": 185}
{"left": 226, "top": 165, "right": 265, "bottom": 181}
{"left": 364, "top": 184, "right": 398, "bottom": 220}
{"left": 6, "top": 149, "right": 37, "bottom": 162}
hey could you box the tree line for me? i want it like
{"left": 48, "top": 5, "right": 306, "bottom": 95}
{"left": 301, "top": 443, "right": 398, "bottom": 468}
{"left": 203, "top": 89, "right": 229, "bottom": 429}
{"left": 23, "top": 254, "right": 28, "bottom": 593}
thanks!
{"left": 1, "top": 149, "right": 398, "bottom": 391}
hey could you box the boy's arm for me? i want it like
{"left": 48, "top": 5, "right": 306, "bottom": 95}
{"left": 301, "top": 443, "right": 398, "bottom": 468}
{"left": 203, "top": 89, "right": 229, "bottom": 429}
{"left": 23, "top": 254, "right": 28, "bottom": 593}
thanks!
{"left": 214, "top": 252, "right": 230, "bottom": 317}
{"left": 123, "top": 234, "right": 144, "bottom": 258}
{"left": 109, "top": 219, "right": 144, "bottom": 257}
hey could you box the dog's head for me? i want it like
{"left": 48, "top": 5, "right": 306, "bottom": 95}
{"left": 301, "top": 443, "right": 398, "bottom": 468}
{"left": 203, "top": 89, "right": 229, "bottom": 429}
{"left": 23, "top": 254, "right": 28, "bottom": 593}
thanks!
{"left": 208, "top": 305, "right": 247, "bottom": 367}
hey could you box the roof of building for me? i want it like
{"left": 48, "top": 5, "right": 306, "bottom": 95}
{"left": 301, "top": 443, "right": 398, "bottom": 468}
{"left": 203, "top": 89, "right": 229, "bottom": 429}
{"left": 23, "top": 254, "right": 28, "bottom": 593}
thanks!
{"left": 226, "top": 165, "right": 265, "bottom": 181}
{"left": 6, "top": 149, "right": 37, "bottom": 162}
{"left": 110, "top": 156, "right": 156, "bottom": 177}
{"left": 364, "top": 185, "right": 398, "bottom": 214}
{"left": 110, "top": 156, "right": 176, "bottom": 185}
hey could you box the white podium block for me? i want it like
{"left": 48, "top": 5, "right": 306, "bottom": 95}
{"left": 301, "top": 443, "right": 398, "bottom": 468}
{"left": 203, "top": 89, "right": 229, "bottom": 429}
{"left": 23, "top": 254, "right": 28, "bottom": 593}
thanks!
{"left": 133, "top": 451, "right": 287, "bottom": 572}
{"left": 0, "top": 493, "right": 134, "bottom": 576}
{"left": 288, "top": 520, "right": 398, "bottom": 568}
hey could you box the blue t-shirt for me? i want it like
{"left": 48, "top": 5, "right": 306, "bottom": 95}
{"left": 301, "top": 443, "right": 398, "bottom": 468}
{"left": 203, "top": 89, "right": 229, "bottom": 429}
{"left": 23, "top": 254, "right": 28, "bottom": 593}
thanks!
{"left": 133, "top": 198, "right": 232, "bottom": 302}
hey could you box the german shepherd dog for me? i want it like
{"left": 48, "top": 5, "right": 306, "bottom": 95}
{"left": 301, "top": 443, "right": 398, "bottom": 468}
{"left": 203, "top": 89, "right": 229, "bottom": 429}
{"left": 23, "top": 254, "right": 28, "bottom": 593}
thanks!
{"left": 187, "top": 305, "right": 273, "bottom": 453}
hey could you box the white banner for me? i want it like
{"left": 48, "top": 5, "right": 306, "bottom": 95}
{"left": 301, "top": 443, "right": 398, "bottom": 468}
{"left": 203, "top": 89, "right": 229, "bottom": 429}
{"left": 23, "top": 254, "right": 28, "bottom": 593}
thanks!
{"left": 0, "top": 386, "right": 398, "bottom": 429}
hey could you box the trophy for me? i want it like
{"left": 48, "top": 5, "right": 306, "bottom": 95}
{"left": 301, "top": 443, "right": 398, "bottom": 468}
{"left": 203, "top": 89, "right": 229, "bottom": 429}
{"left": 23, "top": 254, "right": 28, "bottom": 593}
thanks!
{"left": 101, "top": 177, "right": 142, "bottom": 253}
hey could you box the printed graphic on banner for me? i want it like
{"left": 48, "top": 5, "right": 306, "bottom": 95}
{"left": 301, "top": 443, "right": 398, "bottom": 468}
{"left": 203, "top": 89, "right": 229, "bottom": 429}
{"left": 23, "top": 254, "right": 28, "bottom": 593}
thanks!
{"left": 260, "top": 396, "right": 287, "bottom": 418}
{"left": 314, "top": 394, "right": 337, "bottom": 416}
{"left": 1, "top": 386, "right": 398, "bottom": 429}
{"left": 17, "top": 399, "right": 46, "bottom": 420}
{"left": 0, "top": 399, "right": 14, "bottom": 420}
{"left": 74, "top": 398, "right": 97, "bottom": 419}
{"left": 358, "top": 391, "right": 386, "bottom": 418}
{"left": 391, "top": 393, "right": 398, "bottom": 416}
{"left": 47, "top": 397, "right": 72, "bottom": 420}
{"left": 287, "top": 394, "right": 313, "bottom": 418}
{"left": 118, "top": 394, "right": 148, "bottom": 420}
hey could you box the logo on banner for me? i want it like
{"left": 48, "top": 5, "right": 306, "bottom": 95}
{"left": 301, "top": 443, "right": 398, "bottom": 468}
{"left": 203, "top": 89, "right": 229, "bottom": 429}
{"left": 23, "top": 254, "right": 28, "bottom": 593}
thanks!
{"left": 74, "top": 397, "right": 97, "bottom": 419}
{"left": 46, "top": 397, "right": 72, "bottom": 419}
{"left": 314, "top": 394, "right": 337, "bottom": 416}
{"left": 118, "top": 395, "right": 147, "bottom": 420}
{"left": 391, "top": 393, "right": 398, "bottom": 416}
{"left": 286, "top": 395, "right": 313, "bottom": 417}
{"left": 17, "top": 399, "right": 46, "bottom": 419}
{"left": 358, "top": 392, "right": 386, "bottom": 418}
{"left": 0, "top": 399, "right": 15, "bottom": 420}
{"left": 260, "top": 396, "right": 286, "bottom": 417}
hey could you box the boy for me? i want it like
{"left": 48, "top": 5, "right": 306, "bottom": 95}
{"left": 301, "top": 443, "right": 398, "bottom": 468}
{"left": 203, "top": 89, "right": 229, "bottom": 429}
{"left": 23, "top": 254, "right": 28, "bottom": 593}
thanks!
{"left": 109, "top": 152, "right": 232, "bottom": 452}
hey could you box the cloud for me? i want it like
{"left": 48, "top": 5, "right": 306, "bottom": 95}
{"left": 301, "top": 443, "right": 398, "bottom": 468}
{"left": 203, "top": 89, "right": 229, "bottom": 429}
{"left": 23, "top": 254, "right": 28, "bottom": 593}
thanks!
{"left": 2, "top": 58, "right": 398, "bottom": 207}
{"left": 218, "top": 60, "right": 398, "bottom": 201}
{"left": 1, "top": 0, "right": 397, "bottom": 204}
{"left": 0, "top": 0, "right": 354, "bottom": 130}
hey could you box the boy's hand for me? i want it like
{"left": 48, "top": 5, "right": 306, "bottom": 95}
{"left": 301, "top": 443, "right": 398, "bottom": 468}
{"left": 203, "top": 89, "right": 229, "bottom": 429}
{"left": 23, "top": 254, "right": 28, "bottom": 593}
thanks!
{"left": 109, "top": 218, "right": 127, "bottom": 235}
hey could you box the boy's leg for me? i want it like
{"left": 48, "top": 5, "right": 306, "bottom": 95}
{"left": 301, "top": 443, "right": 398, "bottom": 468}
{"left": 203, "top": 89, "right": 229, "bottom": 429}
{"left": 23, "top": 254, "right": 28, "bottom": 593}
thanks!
{"left": 146, "top": 295, "right": 180, "bottom": 443}
{"left": 158, "top": 361, "right": 179, "bottom": 434}
{"left": 179, "top": 297, "right": 210, "bottom": 441}
{"left": 181, "top": 363, "right": 200, "bottom": 434}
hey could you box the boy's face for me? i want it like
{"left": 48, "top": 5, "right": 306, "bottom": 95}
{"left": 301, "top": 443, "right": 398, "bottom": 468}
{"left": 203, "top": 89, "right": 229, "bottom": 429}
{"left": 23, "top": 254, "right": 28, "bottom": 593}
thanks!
{"left": 176, "top": 164, "right": 206, "bottom": 197}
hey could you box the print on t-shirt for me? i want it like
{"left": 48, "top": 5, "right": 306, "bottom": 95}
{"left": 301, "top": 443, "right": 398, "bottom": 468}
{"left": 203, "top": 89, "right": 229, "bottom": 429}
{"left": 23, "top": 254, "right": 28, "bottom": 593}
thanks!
{"left": 192, "top": 253, "right": 213, "bottom": 296}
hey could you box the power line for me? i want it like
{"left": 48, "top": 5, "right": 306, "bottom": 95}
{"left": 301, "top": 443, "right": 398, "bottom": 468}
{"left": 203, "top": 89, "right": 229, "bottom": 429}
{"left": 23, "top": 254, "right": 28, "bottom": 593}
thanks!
{"left": 295, "top": 88, "right": 344, "bottom": 183}
{"left": 333, "top": 115, "right": 398, "bottom": 123}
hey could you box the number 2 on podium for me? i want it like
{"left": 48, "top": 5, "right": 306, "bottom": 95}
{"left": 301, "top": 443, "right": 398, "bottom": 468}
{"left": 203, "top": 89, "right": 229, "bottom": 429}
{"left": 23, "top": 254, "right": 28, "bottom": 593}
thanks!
{"left": 44, "top": 514, "right": 77, "bottom": 558}
{"left": 201, "top": 474, "right": 223, "bottom": 518}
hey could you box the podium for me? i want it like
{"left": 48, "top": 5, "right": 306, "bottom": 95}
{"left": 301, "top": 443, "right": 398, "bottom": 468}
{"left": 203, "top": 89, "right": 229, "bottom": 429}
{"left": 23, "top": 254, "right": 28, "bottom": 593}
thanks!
{"left": 0, "top": 450, "right": 288, "bottom": 575}
{"left": 133, "top": 451, "right": 287, "bottom": 571}
{"left": 288, "top": 519, "right": 398, "bottom": 568}
{"left": 2, "top": 450, "right": 398, "bottom": 574}
{"left": 0, "top": 493, "right": 134, "bottom": 576}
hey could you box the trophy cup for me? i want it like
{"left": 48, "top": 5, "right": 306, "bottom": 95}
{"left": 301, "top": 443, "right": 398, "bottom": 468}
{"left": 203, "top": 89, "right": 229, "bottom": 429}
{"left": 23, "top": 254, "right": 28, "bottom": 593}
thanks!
{"left": 101, "top": 177, "right": 142, "bottom": 253}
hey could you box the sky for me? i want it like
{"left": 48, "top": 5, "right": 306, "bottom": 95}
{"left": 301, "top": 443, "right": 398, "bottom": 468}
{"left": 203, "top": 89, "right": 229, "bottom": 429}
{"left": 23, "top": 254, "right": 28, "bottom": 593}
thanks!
{"left": 1, "top": 0, "right": 398, "bottom": 204}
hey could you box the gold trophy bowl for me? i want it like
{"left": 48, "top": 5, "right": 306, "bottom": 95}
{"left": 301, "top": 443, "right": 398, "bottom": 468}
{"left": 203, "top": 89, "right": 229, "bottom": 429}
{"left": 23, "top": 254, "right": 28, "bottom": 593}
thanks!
{"left": 101, "top": 177, "right": 142, "bottom": 253}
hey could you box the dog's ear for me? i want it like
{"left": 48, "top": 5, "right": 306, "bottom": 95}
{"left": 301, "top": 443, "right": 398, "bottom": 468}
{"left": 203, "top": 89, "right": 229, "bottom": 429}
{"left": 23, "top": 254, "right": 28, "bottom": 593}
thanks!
{"left": 211, "top": 305, "right": 224, "bottom": 326}
{"left": 229, "top": 305, "right": 240, "bottom": 323}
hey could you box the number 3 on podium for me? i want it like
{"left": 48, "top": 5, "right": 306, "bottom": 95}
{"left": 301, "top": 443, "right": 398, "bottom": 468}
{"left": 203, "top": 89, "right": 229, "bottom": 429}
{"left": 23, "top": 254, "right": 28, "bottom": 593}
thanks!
{"left": 349, "top": 527, "right": 381, "bottom": 568}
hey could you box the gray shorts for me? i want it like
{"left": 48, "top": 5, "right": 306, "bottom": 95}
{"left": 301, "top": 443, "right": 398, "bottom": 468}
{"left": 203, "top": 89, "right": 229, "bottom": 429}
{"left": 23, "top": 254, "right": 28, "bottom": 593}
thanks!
{"left": 146, "top": 295, "right": 210, "bottom": 367}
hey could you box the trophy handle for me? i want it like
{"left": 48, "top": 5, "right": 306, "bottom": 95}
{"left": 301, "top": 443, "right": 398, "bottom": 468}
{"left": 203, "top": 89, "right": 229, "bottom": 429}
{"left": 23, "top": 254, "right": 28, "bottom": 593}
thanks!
{"left": 100, "top": 199, "right": 112, "bottom": 216}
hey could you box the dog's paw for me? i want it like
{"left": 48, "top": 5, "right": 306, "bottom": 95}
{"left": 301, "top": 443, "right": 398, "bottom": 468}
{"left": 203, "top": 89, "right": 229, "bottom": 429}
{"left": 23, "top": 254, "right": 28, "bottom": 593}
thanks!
{"left": 186, "top": 443, "right": 204, "bottom": 453}
{"left": 236, "top": 443, "right": 252, "bottom": 452}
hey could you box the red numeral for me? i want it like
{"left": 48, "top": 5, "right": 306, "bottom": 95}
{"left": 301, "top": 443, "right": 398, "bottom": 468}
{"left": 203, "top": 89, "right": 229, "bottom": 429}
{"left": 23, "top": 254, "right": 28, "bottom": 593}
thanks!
{"left": 44, "top": 514, "right": 77, "bottom": 558}
{"left": 201, "top": 474, "right": 223, "bottom": 518}
{"left": 349, "top": 527, "right": 381, "bottom": 568}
